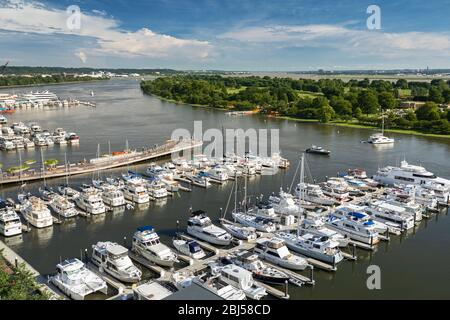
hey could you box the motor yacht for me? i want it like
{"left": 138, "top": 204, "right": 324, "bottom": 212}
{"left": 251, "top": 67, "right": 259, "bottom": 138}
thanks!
{"left": 172, "top": 238, "right": 206, "bottom": 259}
{"left": 0, "top": 199, "right": 22, "bottom": 237}
{"left": 19, "top": 195, "right": 53, "bottom": 228}
{"left": 231, "top": 211, "right": 278, "bottom": 233}
{"left": 132, "top": 226, "right": 178, "bottom": 267}
{"left": 194, "top": 273, "right": 247, "bottom": 300}
{"left": 268, "top": 189, "right": 302, "bottom": 216}
{"left": 299, "top": 214, "right": 349, "bottom": 247}
{"left": 319, "top": 178, "right": 350, "bottom": 201}
{"left": 364, "top": 200, "right": 415, "bottom": 231}
{"left": 254, "top": 237, "right": 309, "bottom": 271}
{"left": 133, "top": 280, "right": 177, "bottom": 300}
{"left": 49, "top": 194, "right": 79, "bottom": 218}
{"left": 91, "top": 241, "right": 142, "bottom": 283}
{"left": 305, "top": 145, "right": 330, "bottom": 155}
{"left": 295, "top": 183, "right": 337, "bottom": 206}
{"left": 51, "top": 258, "right": 107, "bottom": 300}
{"left": 123, "top": 178, "right": 150, "bottom": 203}
{"left": 146, "top": 179, "right": 168, "bottom": 199}
{"left": 187, "top": 210, "right": 232, "bottom": 246}
{"left": 100, "top": 185, "right": 126, "bottom": 207}
{"left": 325, "top": 215, "right": 380, "bottom": 245}
{"left": 220, "top": 220, "right": 258, "bottom": 241}
{"left": 74, "top": 187, "right": 106, "bottom": 215}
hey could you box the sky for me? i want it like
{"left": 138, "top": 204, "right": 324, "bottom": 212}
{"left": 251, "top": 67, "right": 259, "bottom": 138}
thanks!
{"left": 1, "top": 0, "right": 450, "bottom": 70}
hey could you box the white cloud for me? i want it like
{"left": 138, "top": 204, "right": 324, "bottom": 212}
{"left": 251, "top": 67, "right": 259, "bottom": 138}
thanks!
{"left": 0, "top": 0, "right": 212, "bottom": 60}
{"left": 75, "top": 51, "right": 87, "bottom": 63}
{"left": 220, "top": 24, "right": 450, "bottom": 58}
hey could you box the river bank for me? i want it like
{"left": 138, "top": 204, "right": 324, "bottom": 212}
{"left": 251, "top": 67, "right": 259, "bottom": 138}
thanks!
{"left": 0, "top": 78, "right": 109, "bottom": 90}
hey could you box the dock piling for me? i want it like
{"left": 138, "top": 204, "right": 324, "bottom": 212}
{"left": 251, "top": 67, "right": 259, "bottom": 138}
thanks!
{"left": 309, "top": 265, "right": 314, "bottom": 284}
{"left": 352, "top": 244, "right": 356, "bottom": 260}
{"left": 284, "top": 280, "right": 289, "bottom": 298}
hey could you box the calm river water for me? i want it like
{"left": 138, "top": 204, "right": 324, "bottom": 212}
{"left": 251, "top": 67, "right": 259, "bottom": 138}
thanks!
{"left": 1, "top": 79, "right": 449, "bottom": 299}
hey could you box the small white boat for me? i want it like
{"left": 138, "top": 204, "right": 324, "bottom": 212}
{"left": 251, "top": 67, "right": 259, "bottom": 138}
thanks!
{"left": 0, "top": 200, "right": 22, "bottom": 237}
{"left": 50, "top": 194, "right": 79, "bottom": 218}
{"left": 51, "top": 258, "right": 107, "bottom": 300}
{"left": 74, "top": 187, "right": 105, "bottom": 215}
{"left": 172, "top": 238, "right": 206, "bottom": 259}
{"left": 133, "top": 280, "right": 176, "bottom": 300}
{"left": 231, "top": 211, "right": 277, "bottom": 233}
{"left": 220, "top": 219, "right": 258, "bottom": 241}
{"left": 187, "top": 210, "right": 232, "bottom": 246}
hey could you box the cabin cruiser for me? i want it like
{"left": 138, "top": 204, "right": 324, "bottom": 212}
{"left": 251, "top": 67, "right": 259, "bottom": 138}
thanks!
{"left": 132, "top": 226, "right": 178, "bottom": 267}
{"left": 172, "top": 239, "right": 206, "bottom": 259}
{"left": 39, "top": 186, "right": 57, "bottom": 201}
{"left": 231, "top": 211, "right": 277, "bottom": 233}
{"left": 220, "top": 220, "right": 258, "bottom": 241}
{"left": 23, "top": 138, "right": 35, "bottom": 148}
{"left": 12, "top": 122, "right": 30, "bottom": 135}
{"left": 373, "top": 160, "right": 450, "bottom": 200}
{"left": 364, "top": 201, "right": 415, "bottom": 231}
{"left": 305, "top": 145, "right": 330, "bottom": 155}
{"left": 207, "top": 166, "right": 229, "bottom": 181}
{"left": 251, "top": 200, "right": 278, "bottom": 219}
{"left": 13, "top": 138, "right": 25, "bottom": 149}
{"left": 29, "top": 123, "right": 42, "bottom": 134}
{"left": 58, "top": 185, "right": 80, "bottom": 199}
{"left": 0, "top": 137, "right": 15, "bottom": 150}
{"left": 187, "top": 210, "right": 232, "bottom": 246}
{"left": 275, "top": 231, "right": 344, "bottom": 265}
{"left": 212, "top": 264, "right": 267, "bottom": 300}
{"left": 133, "top": 280, "right": 177, "bottom": 300}
{"left": 74, "top": 187, "right": 106, "bottom": 215}
{"left": 0, "top": 115, "right": 7, "bottom": 124}
{"left": 1, "top": 126, "right": 14, "bottom": 136}
{"left": 325, "top": 215, "right": 380, "bottom": 245}
{"left": 0, "top": 200, "right": 22, "bottom": 237}
{"left": 295, "top": 183, "right": 337, "bottom": 206}
{"left": 146, "top": 179, "right": 168, "bottom": 198}
{"left": 344, "top": 168, "right": 379, "bottom": 187}
{"left": 319, "top": 178, "right": 350, "bottom": 201}
{"left": 66, "top": 133, "right": 80, "bottom": 144}
{"left": 194, "top": 273, "right": 247, "bottom": 300}
{"left": 123, "top": 178, "right": 150, "bottom": 203}
{"left": 368, "top": 133, "right": 395, "bottom": 144}
{"left": 53, "top": 135, "right": 67, "bottom": 145}
{"left": 45, "top": 137, "right": 54, "bottom": 146}
{"left": 49, "top": 194, "right": 79, "bottom": 218}
{"left": 331, "top": 205, "right": 392, "bottom": 235}
{"left": 145, "top": 164, "right": 179, "bottom": 192}
{"left": 254, "top": 237, "right": 309, "bottom": 271}
{"left": 185, "top": 172, "right": 211, "bottom": 188}
{"left": 91, "top": 241, "right": 142, "bottom": 283}
{"left": 268, "top": 189, "right": 302, "bottom": 216}
{"left": 222, "top": 250, "right": 290, "bottom": 285}
{"left": 19, "top": 195, "right": 53, "bottom": 228}
{"left": 33, "top": 135, "right": 47, "bottom": 147}
{"left": 100, "top": 185, "right": 126, "bottom": 207}
{"left": 51, "top": 258, "right": 107, "bottom": 300}
{"left": 299, "top": 214, "right": 349, "bottom": 247}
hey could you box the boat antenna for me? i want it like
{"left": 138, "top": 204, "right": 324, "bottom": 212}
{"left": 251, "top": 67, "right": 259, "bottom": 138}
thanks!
{"left": 297, "top": 153, "right": 305, "bottom": 237}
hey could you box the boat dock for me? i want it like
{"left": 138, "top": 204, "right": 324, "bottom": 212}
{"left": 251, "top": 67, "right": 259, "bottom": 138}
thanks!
{"left": 0, "top": 139, "right": 202, "bottom": 185}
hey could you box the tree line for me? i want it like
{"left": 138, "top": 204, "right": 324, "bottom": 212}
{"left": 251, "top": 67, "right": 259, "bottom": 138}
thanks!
{"left": 0, "top": 75, "right": 107, "bottom": 87}
{"left": 140, "top": 75, "right": 450, "bottom": 135}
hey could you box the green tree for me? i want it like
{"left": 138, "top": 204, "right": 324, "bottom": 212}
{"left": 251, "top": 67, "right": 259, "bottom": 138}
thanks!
{"left": 330, "top": 97, "right": 352, "bottom": 116}
{"left": 358, "top": 90, "right": 379, "bottom": 115}
{"left": 318, "top": 105, "right": 335, "bottom": 123}
{"left": 428, "top": 86, "right": 444, "bottom": 104}
{"left": 415, "top": 102, "right": 441, "bottom": 121}
{"left": 378, "top": 92, "right": 397, "bottom": 110}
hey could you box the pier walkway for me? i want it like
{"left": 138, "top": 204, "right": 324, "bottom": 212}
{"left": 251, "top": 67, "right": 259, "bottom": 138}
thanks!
{"left": 0, "top": 139, "right": 202, "bottom": 185}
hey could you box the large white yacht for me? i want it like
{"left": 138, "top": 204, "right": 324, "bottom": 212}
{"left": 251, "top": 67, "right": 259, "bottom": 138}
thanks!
{"left": 123, "top": 178, "right": 150, "bottom": 203}
{"left": 100, "top": 185, "right": 126, "bottom": 207}
{"left": 19, "top": 195, "right": 53, "bottom": 228}
{"left": 51, "top": 258, "right": 108, "bottom": 300}
{"left": 74, "top": 187, "right": 106, "bottom": 215}
{"left": 231, "top": 211, "right": 277, "bottom": 233}
{"left": 325, "top": 215, "right": 380, "bottom": 245}
{"left": 296, "top": 183, "right": 337, "bottom": 206}
{"left": 268, "top": 189, "right": 302, "bottom": 216}
{"left": 132, "top": 226, "right": 178, "bottom": 267}
{"left": 194, "top": 273, "right": 247, "bottom": 300}
{"left": 253, "top": 237, "right": 309, "bottom": 271}
{"left": 275, "top": 231, "right": 344, "bottom": 265}
{"left": 187, "top": 210, "right": 232, "bottom": 246}
{"left": 50, "top": 194, "right": 79, "bottom": 218}
{"left": 367, "top": 115, "right": 395, "bottom": 144}
{"left": 299, "top": 214, "right": 349, "bottom": 247}
{"left": 91, "top": 241, "right": 142, "bottom": 283}
{"left": 0, "top": 200, "right": 22, "bottom": 237}
{"left": 364, "top": 200, "right": 415, "bottom": 231}
{"left": 373, "top": 160, "right": 450, "bottom": 202}
{"left": 319, "top": 178, "right": 350, "bottom": 201}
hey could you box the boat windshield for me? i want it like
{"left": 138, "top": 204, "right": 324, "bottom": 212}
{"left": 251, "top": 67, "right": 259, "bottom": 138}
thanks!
{"left": 189, "top": 242, "right": 202, "bottom": 253}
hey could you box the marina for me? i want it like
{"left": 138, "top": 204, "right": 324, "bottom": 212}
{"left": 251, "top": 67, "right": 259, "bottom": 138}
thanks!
{"left": 1, "top": 79, "right": 450, "bottom": 300}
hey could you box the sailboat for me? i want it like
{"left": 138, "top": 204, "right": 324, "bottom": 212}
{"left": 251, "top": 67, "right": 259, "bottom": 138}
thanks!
{"left": 368, "top": 112, "right": 394, "bottom": 144}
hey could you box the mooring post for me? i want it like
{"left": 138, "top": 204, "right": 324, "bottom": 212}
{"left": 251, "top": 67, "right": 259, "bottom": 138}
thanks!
{"left": 176, "top": 220, "right": 179, "bottom": 234}
{"left": 309, "top": 265, "right": 314, "bottom": 284}
{"left": 123, "top": 236, "right": 127, "bottom": 246}
{"left": 84, "top": 248, "right": 88, "bottom": 261}
{"left": 352, "top": 243, "right": 356, "bottom": 259}
{"left": 284, "top": 280, "right": 289, "bottom": 298}
{"left": 15, "top": 257, "right": 18, "bottom": 268}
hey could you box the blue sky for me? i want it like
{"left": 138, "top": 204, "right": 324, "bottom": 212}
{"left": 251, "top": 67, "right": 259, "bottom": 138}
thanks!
{"left": 1, "top": 0, "right": 450, "bottom": 70}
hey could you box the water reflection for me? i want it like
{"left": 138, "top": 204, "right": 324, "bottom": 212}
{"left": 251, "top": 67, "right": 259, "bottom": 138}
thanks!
{"left": 1, "top": 234, "right": 24, "bottom": 246}
{"left": 32, "top": 227, "right": 54, "bottom": 246}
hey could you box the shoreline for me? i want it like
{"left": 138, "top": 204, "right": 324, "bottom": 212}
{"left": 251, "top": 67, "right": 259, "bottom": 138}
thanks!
{"left": 145, "top": 92, "right": 450, "bottom": 139}
{"left": 0, "top": 78, "right": 109, "bottom": 90}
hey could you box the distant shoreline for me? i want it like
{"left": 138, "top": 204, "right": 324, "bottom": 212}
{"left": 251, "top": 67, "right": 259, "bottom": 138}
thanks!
{"left": 0, "top": 78, "right": 108, "bottom": 90}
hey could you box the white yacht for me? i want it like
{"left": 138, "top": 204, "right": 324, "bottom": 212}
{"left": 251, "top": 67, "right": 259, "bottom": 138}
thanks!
{"left": 23, "top": 138, "right": 35, "bottom": 149}
{"left": 0, "top": 137, "right": 15, "bottom": 150}
{"left": 331, "top": 205, "right": 392, "bottom": 235}
{"left": 74, "top": 187, "right": 106, "bottom": 215}
{"left": 275, "top": 231, "right": 344, "bottom": 265}
{"left": 91, "top": 241, "right": 142, "bottom": 283}
{"left": 231, "top": 211, "right": 277, "bottom": 233}
{"left": 319, "top": 178, "right": 350, "bottom": 201}
{"left": 19, "top": 196, "right": 53, "bottom": 228}
{"left": 220, "top": 220, "right": 258, "bottom": 241}
{"left": 299, "top": 214, "right": 349, "bottom": 247}
{"left": 101, "top": 185, "right": 126, "bottom": 207}
{"left": 268, "top": 189, "right": 302, "bottom": 216}
{"left": 373, "top": 160, "right": 450, "bottom": 203}
{"left": 207, "top": 166, "right": 229, "bottom": 181}
{"left": 33, "top": 135, "right": 47, "bottom": 147}
{"left": 0, "top": 115, "right": 7, "bottom": 124}
{"left": 172, "top": 239, "right": 206, "bottom": 259}
{"left": 50, "top": 194, "right": 79, "bottom": 218}
{"left": 214, "top": 264, "right": 267, "bottom": 300}
{"left": 123, "top": 178, "right": 150, "bottom": 203}
{"left": 364, "top": 201, "right": 415, "bottom": 231}
{"left": 0, "top": 200, "right": 22, "bottom": 237}
{"left": 325, "top": 215, "right": 380, "bottom": 245}
{"left": 295, "top": 183, "right": 337, "bottom": 206}
{"left": 187, "top": 210, "right": 232, "bottom": 246}
{"left": 368, "top": 115, "right": 394, "bottom": 144}
{"left": 132, "top": 226, "right": 178, "bottom": 267}
{"left": 254, "top": 237, "right": 309, "bottom": 271}
{"left": 195, "top": 274, "right": 247, "bottom": 300}
{"left": 51, "top": 258, "right": 107, "bottom": 300}
{"left": 146, "top": 180, "right": 168, "bottom": 199}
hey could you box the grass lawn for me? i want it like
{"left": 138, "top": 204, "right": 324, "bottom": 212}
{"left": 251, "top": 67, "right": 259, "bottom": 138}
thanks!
{"left": 226, "top": 86, "right": 247, "bottom": 94}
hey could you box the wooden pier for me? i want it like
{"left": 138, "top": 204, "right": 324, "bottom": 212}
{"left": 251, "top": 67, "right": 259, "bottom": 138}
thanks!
{"left": 0, "top": 139, "right": 202, "bottom": 185}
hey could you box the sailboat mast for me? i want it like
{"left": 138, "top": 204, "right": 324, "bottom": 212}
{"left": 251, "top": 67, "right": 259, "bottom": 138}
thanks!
{"left": 41, "top": 148, "right": 46, "bottom": 187}
{"left": 234, "top": 172, "right": 238, "bottom": 213}
{"left": 64, "top": 152, "right": 69, "bottom": 186}
{"left": 244, "top": 168, "right": 248, "bottom": 214}
{"left": 297, "top": 153, "right": 305, "bottom": 237}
